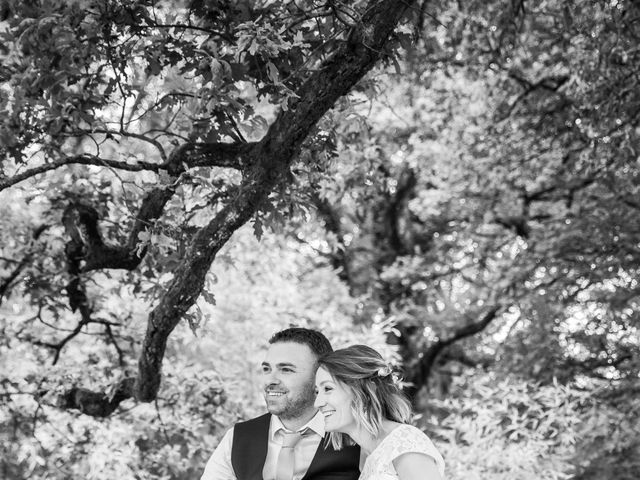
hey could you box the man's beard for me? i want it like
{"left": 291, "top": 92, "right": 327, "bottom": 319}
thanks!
{"left": 266, "top": 380, "right": 316, "bottom": 420}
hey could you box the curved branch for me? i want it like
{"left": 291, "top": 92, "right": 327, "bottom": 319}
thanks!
{"left": 62, "top": 184, "right": 177, "bottom": 273}
{"left": 84, "top": 129, "right": 168, "bottom": 162}
{"left": 54, "top": 377, "right": 135, "bottom": 417}
{"left": 33, "top": 310, "right": 90, "bottom": 365}
{"left": 59, "top": 187, "right": 178, "bottom": 327}
{"left": 405, "top": 304, "right": 504, "bottom": 397}
{"left": 1, "top": 141, "right": 250, "bottom": 191}
{"left": 164, "top": 141, "right": 254, "bottom": 175}
{"left": 0, "top": 154, "right": 161, "bottom": 192}
{"left": 0, "top": 224, "right": 48, "bottom": 304}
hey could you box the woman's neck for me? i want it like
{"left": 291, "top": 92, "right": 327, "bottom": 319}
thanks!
{"left": 347, "top": 419, "right": 400, "bottom": 455}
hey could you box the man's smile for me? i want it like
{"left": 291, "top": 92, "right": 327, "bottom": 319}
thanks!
{"left": 266, "top": 390, "right": 287, "bottom": 396}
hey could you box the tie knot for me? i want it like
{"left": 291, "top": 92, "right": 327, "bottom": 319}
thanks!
{"left": 281, "top": 430, "right": 305, "bottom": 448}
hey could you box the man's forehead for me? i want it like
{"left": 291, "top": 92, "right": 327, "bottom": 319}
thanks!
{"left": 263, "top": 341, "right": 317, "bottom": 364}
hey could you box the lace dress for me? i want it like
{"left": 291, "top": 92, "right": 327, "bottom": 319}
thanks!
{"left": 359, "top": 424, "right": 445, "bottom": 480}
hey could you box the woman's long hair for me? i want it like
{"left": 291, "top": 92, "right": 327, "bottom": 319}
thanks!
{"left": 318, "top": 344, "right": 412, "bottom": 450}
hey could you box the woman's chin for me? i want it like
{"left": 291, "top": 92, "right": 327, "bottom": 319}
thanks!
{"left": 323, "top": 419, "right": 339, "bottom": 432}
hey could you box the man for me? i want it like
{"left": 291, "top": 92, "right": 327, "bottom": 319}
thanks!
{"left": 200, "top": 327, "right": 360, "bottom": 480}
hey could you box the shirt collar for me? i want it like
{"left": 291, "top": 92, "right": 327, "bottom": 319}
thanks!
{"left": 271, "top": 410, "right": 325, "bottom": 440}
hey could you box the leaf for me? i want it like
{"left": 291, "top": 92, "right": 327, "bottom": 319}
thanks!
{"left": 253, "top": 216, "right": 264, "bottom": 240}
{"left": 184, "top": 304, "right": 203, "bottom": 336}
{"left": 135, "top": 230, "right": 151, "bottom": 257}
{"left": 266, "top": 61, "right": 280, "bottom": 85}
{"left": 201, "top": 289, "right": 216, "bottom": 306}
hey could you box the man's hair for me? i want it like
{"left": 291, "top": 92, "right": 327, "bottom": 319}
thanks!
{"left": 318, "top": 344, "right": 412, "bottom": 450}
{"left": 268, "top": 327, "right": 333, "bottom": 358}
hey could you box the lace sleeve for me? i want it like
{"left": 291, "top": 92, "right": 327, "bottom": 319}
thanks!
{"left": 381, "top": 425, "right": 445, "bottom": 478}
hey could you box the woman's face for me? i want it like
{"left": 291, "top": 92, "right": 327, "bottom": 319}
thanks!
{"left": 314, "top": 367, "right": 356, "bottom": 434}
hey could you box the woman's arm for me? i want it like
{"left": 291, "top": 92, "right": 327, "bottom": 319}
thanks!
{"left": 393, "top": 452, "right": 444, "bottom": 480}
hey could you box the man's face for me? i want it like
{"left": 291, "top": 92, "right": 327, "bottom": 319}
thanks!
{"left": 261, "top": 341, "right": 318, "bottom": 421}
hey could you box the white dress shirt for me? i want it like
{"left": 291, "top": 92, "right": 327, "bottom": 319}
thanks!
{"left": 200, "top": 411, "right": 326, "bottom": 480}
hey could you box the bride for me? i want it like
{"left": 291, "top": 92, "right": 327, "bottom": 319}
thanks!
{"left": 315, "top": 345, "right": 445, "bottom": 480}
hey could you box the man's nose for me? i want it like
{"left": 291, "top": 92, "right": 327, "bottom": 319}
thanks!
{"left": 262, "top": 370, "right": 279, "bottom": 386}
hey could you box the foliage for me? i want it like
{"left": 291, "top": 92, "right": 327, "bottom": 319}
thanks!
{"left": 278, "top": 0, "right": 640, "bottom": 397}
{"left": 1, "top": 0, "right": 640, "bottom": 479}
{"left": 429, "top": 371, "right": 640, "bottom": 480}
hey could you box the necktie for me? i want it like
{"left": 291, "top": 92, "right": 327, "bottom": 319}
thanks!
{"left": 275, "top": 430, "right": 305, "bottom": 480}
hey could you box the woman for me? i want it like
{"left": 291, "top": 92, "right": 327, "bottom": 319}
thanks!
{"left": 315, "top": 345, "right": 445, "bottom": 480}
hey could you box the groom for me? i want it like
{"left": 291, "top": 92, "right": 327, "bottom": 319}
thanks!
{"left": 200, "top": 327, "right": 360, "bottom": 480}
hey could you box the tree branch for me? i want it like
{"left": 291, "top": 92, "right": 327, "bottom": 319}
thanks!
{"left": 61, "top": 184, "right": 177, "bottom": 274}
{"left": 0, "top": 225, "right": 48, "bottom": 305}
{"left": 385, "top": 166, "right": 417, "bottom": 255}
{"left": 53, "top": 377, "right": 135, "bottom": 417}
{"left": 0, "top": 154, "right": 162, "bottom": 191}
{"left": 496, "top": 71, "right": 570, "bottom": 121}
{"left": 1, "top": 141, "right": 251, "bottom": 191}
{"left": 163, "top": 141, "right": 254, "bottom": 175}
{"left": 405, "top": 304, "right": 503, "bottom": 396}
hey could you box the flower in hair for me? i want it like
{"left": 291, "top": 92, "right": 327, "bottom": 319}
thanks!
{"left": 377, "top": 365, "right": 392, "bottom": 378}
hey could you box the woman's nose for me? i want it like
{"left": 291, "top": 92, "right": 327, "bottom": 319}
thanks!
{"left": 314, "top": 392, "right": 325, "bottom": 409}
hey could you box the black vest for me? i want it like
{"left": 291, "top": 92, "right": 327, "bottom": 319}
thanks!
{"left": 230, "top": 413, "right": 360, "bottom": 480}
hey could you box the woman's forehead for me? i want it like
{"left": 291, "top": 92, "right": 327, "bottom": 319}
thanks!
{"left": 316, "top": 366, "right": 332, "bottom": 381}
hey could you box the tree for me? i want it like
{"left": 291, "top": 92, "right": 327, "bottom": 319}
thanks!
{"left": 0, "top": 0, "right": 418, "bottom": 414}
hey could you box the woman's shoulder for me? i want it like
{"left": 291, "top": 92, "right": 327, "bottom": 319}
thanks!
{"left": 387, "top": 424, "right": 434, "bottom": 449}
{"left": 362, "top": 424, "right": 445, "bottom": 480}
{"left": 385, "top": 424, "right": 445, "bottom": 477}
{"left": 392, "top": 423, "right": 424, "bottom": 435}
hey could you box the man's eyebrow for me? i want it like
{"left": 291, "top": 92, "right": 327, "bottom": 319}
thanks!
{"left": 275, "top": 362, "right": 297, "bottom": 368}
{"left": 259, "top": 361, "right": 297, "bottom": 368}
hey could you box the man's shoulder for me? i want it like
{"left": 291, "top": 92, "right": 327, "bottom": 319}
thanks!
{"left": 230, "top": 413, "right": 271, "bottom": 469}
{"left": 232, "top": 412, "right": 271, "bottom": 438}
{"left": 235, "top": 413, "right": 271, "bottom": 427}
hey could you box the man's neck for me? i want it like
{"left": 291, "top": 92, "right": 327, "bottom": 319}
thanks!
{"left": 278, "top": 408, "right": 318, "bottom": 431}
